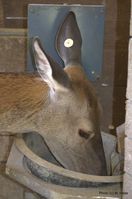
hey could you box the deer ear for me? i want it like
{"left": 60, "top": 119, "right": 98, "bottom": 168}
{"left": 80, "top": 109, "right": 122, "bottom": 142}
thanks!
{"left": 32, "top": 37, "right": 71, "bottom": 91}
{"left": 55, "top": 11, "right": 82, "bottom": 66}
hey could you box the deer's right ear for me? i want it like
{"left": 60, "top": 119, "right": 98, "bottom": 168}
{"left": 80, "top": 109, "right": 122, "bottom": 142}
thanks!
{"left": 32, "top": 37, "right": 71, "bottom": 92}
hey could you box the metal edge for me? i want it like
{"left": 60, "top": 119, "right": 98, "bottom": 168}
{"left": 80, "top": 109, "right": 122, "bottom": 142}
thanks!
{"left": 14, "top": 137, "right": 123, "bottom": 183}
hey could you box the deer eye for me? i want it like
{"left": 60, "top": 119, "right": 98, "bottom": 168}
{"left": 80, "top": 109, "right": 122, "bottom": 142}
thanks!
{"left": 78, "top": 129, "right": 90, "bottom": 139}
{"left": 78, "top": 129, "right": 94, "bottom": 140}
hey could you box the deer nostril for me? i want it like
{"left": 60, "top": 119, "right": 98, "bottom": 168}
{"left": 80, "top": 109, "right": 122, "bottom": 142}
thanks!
{"left": 78, "top": 129, "right": 91, "bottom": 139}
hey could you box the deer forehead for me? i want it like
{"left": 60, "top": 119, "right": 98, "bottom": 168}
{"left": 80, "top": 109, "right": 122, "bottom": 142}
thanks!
{"left": 65, "top": 65, "right": 86, "bottom": 81}
{"left": 65, "top": 66, "right": 98, "bottom": 103}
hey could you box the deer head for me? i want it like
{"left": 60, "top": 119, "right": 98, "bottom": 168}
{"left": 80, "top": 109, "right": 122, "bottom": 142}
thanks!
{"left": 31, "top": 12, "right": 107, "bottom": 175}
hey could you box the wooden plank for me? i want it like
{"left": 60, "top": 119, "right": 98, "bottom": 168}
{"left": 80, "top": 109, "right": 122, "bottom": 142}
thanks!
{"left": 124, "top": 29, "right": 132, "bottom": 193}
{"left": 113, "top": 50, "right": 128, "bottom": 86}
{"left": 116, "top": 123, "right": 125, "bottom": 155}
{"left": 104, "top": 19, "right": 129, "bottom": 49}
{"left": 2, "top": 0, "right": 104, "bottom": 28}
{"left": 94, "top": 31, "right": 113, "bottom": 133}
{"left": 94, "top": 84, "right": 113, "bottom": 133}
{"left": 130, "top": 0, "right": 132, "bottom": 35}
{"left": 103, "top": 20, "right": 117, "bottom": 49}
{"left": 112, "top": 86, "right": 126, "bottom": 128}
{"left": 103, "top": 0, "right": 129, "bottom": 134}
{"left": 126, "top": 39, "right": 132, "bottom": 99}
{"left": 3, "top": 0, "right": 129, "bottom": 31}
{"left": 125, "top": 100, "right": 132, "bottom": 138}
{"left": 123, "top": 173, "right": 132, "bottom": 199}
{"left": 105, "top": 0, "right": 117, "bottom": 22}
{"left": 3, "top": 0, "right": 128, "bottom": 29}
{"left": 0, "top": 29, "right": 27, "bottom": 72}
{"left": 0, "top": 28, "right": 27, "bottom": 36}
{"left": 109, "top": 0, "right": 129, "bottom": 85}
{"left": 0, "top": 0, "right": 4, "bottom": 27}
{"left": 130, "top": 18, "right": 132, "bottom": 36}
{"left": 102, "top": 49, "right": 115, "bottom": 84}
{"left": 127, "top": 70, "right": 132, "bottom": 99}
{"left": 105, "top": 0, "right": 130, "bottom": 21}
{"left": 124, "top": 137, "right": 132, "bottom": 175}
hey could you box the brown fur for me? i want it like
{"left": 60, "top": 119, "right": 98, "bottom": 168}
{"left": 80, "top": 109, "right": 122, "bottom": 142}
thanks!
{"left": 0, "top": 73, "right": 48, "bottom": 133}
{"left": 0, "top": 73, "right": 48, "bottom": 113}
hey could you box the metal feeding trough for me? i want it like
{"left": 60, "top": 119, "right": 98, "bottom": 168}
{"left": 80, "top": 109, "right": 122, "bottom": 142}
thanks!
{"left": 6, "top": 132, "right": 123, "bottom": 199}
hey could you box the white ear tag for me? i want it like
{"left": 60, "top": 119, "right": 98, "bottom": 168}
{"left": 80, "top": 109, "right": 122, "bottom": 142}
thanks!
{"left": 64, "top": 38, "right": 74, "bottom": 48}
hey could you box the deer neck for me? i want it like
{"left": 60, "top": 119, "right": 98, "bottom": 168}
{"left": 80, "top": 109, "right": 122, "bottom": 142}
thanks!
{"left": 0, "top": 73, "right": 49, "bottom": 134}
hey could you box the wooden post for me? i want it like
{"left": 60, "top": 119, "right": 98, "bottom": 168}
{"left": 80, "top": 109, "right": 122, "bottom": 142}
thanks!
{"left": 123, "top": 1, "right": 132, "bottom": 198}
{"left": 0, "top": 28, "right": 27, "bottom": 72}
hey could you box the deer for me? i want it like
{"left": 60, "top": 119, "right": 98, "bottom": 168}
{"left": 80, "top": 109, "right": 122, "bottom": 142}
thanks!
{"left": 0, "top": 12, "right": 107, "bottom": 175}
